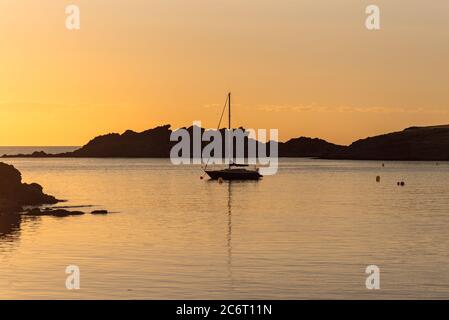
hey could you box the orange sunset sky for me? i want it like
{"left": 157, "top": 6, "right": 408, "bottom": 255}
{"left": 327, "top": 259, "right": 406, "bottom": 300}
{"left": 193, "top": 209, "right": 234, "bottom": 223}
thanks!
{"left": 1, "top": 0, "right": 449, "bottom": 146}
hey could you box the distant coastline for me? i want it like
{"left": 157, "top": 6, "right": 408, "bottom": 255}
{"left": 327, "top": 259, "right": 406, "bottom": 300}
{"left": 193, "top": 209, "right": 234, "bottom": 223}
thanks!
{"left": 3, "top": 124, "right": 449, "bottom": 161}
{"left": 0, "top": 146, "right": 79, "bottom": 156}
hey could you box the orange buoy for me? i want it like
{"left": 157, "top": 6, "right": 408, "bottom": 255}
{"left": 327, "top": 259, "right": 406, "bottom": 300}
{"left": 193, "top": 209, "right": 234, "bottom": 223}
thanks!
{"left": 376, "top": 176, "right": 381, "bottom": 182}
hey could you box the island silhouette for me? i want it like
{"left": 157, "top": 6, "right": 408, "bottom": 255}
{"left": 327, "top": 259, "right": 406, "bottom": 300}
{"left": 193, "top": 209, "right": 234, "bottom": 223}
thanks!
{"left": 3, "top": 124, "right": 449, "bottom": 161}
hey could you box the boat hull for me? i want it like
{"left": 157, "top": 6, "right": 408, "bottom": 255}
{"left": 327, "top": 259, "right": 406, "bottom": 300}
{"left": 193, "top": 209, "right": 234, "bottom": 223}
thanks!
{"left": 205, "top": 169, "right": 262, "bottom": 181}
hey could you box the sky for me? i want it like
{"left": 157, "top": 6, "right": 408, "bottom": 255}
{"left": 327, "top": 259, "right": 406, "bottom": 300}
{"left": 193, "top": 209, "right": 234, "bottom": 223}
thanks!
{"left": 0, "top": 0, "right": 449, "bottom": 146}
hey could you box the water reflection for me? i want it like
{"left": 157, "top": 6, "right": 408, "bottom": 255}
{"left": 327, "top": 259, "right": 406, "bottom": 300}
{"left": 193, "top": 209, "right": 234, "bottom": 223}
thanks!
{"left": 0, "top": 206, "right": 92, "bottom": 246}
{"left": 226, "top": 182, "right": 233, "bottom": 290}
{"left": 0, "top": 212, "right": 22, "bottom": 242}
{"left": 0, "top": 212, "right": 42, "bottom": 245}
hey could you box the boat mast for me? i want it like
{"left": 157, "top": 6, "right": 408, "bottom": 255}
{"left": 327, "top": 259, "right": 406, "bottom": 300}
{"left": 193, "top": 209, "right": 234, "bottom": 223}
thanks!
{"left": 228, "top": 92, "right": 232, "bottom": 168}
{"left": 228, "top": 92, "right": 231, "bottom": 130}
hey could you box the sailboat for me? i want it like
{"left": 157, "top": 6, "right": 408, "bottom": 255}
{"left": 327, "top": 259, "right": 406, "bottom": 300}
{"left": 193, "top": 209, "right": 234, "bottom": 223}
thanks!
{"left": 204, "top": 93, "right": 263, "bottom": 181}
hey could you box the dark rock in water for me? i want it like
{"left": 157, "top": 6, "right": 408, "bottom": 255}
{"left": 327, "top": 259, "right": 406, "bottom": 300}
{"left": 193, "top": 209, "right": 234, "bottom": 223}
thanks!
{"left": 0, "top": 162, "right": 59, "bottom": 211}
{"left": 24, "top": 208, "right": 85, "bottom": 217}
{"left": 20, "top": 183, "right": 58, "bottom": 205}
{"left": 91, "top": 210, "right": 108, "bottom": 215}
{"left": 49, "top": 209, "right": 85, "bottom": 217}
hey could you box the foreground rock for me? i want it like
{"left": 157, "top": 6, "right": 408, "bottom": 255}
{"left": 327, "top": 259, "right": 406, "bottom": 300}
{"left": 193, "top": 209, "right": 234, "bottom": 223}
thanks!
{"left": 0, "top": 162, "right": 59, "bottom": 211}
{"left": 24, "top": 208, "right": 85, "bottom": 217}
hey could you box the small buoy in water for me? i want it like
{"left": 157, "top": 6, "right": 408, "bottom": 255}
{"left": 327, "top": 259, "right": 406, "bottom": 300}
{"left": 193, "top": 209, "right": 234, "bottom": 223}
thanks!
{"left": 218, "top": 177, "right": 223, "bottom": 184}
{"left": 376, "top": 176, "right": 381, "bottom": 182}
{"left": 200, "top": 176, "right": 204, "bottom": 180}
{"left": 382, "top": 163, "right": 385, "bottom": 167}
{"left": 400, "top": 181, "right": 405, "bottom": 186}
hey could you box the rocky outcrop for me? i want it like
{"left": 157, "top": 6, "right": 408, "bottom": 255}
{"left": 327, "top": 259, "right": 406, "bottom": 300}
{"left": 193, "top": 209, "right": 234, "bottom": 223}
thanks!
{"left": 0, "top": 162, "right": 59, "bottom": 211}
{"left": 279, "top": 137, "right": 345, "bottom": 158}
{"left": 68, "top": 125, "right": 173, "bottom": 158}
{"left": 325, "top": 125, "right": 449, "bottom": 160}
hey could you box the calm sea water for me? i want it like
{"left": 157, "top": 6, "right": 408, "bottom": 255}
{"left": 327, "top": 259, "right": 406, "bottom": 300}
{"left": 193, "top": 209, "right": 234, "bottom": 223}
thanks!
{"left": 1, "top": 152, "right": 449, "bottom": 299}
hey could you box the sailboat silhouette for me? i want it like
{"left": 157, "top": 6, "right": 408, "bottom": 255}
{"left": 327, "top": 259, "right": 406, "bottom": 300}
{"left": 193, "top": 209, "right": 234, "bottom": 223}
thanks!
{"left": 204, "top": 93, "right": 262, "bottom": 181}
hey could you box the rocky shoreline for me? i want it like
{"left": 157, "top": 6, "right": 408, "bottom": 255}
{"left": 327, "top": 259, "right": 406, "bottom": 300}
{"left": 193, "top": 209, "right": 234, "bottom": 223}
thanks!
{"left": 0, "top": 162, "right": 59, "bottom": 212}
{"left": 0, "top": 162, "right": 108, "bottom": 217}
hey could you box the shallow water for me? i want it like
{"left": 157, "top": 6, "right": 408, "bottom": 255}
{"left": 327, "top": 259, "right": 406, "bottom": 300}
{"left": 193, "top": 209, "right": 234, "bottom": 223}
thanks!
{"left": 1, "top": 156, "right": 449, "bottom": 299}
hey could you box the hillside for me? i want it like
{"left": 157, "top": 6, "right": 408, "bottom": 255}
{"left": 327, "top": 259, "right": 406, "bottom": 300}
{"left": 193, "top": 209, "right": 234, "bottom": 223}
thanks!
{"left": 3, "top": 124, "right": 449, "bottom": 161}
{"left": 326, "top": 125, "right": 449, "bottom": 160}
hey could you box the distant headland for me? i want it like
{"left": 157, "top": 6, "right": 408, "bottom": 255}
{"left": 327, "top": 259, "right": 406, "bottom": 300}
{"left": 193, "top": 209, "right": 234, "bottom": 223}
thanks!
{"left": 3, "top": 124, "right": 449, "bottom": 161}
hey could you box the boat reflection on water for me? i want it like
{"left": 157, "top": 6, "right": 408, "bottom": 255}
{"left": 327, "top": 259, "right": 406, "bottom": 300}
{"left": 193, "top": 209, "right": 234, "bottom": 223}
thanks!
{"left": 226, "top": 181, "right": 234, "bottom": 290}
{"left": 222, "top": 180, "right": 258, "bottom": 292}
